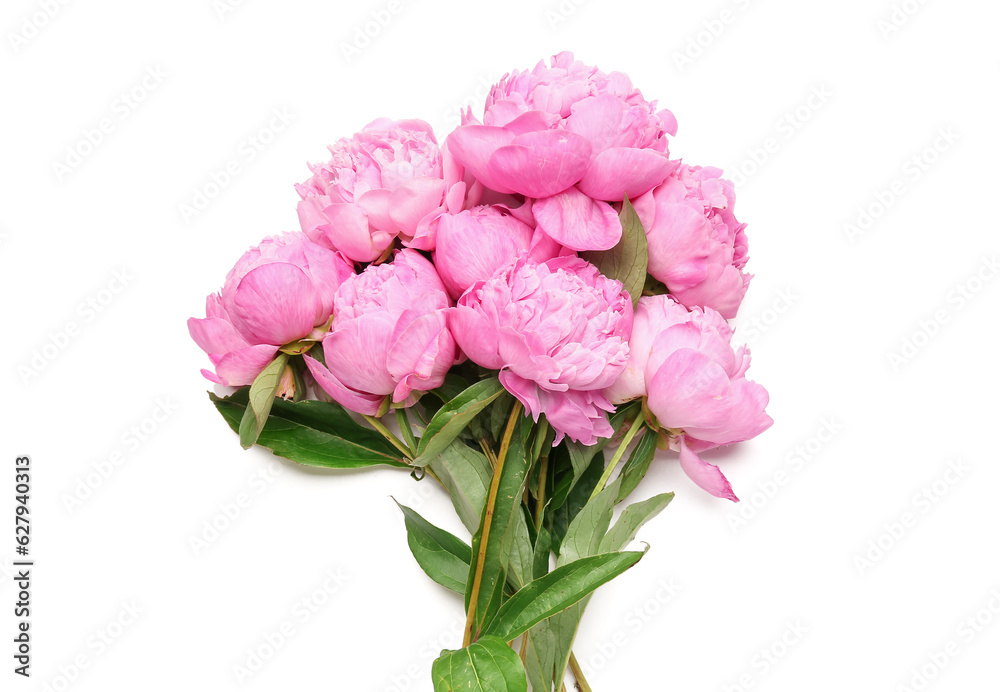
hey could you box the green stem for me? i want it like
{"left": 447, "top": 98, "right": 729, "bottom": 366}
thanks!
{"left": 394, "top": 408, "right": 419, "bottom": 456}
{"left": 361, "top": 414, "right": 413, "bottom": 461}
{"left": 463, "top": 401, "right": 523, "bottom": 647}
{"left": 569, "top": 652, "right": 592, "bottom": 692}
{"left": 589, "top": 414, "right": 645, "bottom": 502}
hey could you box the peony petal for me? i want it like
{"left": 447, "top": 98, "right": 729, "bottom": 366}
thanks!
{"left": 643, "top": 203, "right": 713, "bottom": 289}
{"left": 645, "top": 347, "right": 731, "bottom": 431}
{"left": 187, "top": 315, "right": 250, "bottom": 356}
{"left": 228, "top": 263, "right": 320, "bottom": 346}
{"left": 448, "top": 304, "right": 505, "bottom": 370}
{"left": 577, "top": 148, "right": 675, "bottom": 201}
{"left": 685, "top": 379, "right": 773, "bottom": 445}
{"left": 296, "top": 195, "right": 333, "bottom": 245}
{"left": 324, "top": 313, "right": 397, "bottom": 396}
{"left": 446, "top": 125, "right": 516, "bottom": 194}
{"left": 433, "top": 207, "right": 534, "bottom": 300}
{"left": 356, "top": 188, "right": 396, "bottom": 235}
{"left": 387, "top": 310, "right": 456, "bottom": 402}
{"left": 499, "top": 370, "right": 542, "bottom": 420}
{"left": 678, "top": 436, "right": 738, "bottom": 502}
{"left": 565, "top": 94, "right": 633, "bottom": 152}
{"left": 500, "top": 109, "right": 562, "bottom": 136}
{"left": 486, "top": 130, "right": 592, "bottom": 198}
{"left": 299, "top": 242, "right": 354, "bottom": 323}
{"left": 200, "top": 368, "right": 222, "bottom": 384}
{"left": 315, "top": 200, "right": 394, "bottom": 263}
{"left": 671, "top": 263, "right": 749, "bottom": 320}
{"left": 303, "top": 354, "right": 383, "bottom": 416}
{"left": 214, "top": 344, "right": 280, "bottom": 387}
{"left": 535, "top": 387, "right": 614, "bottom": 446}
{"left": 389, "top": 177, "right": 447, "bottom": 238}
{"left": 532, "top": 187, "right": 622, "bottom": 251}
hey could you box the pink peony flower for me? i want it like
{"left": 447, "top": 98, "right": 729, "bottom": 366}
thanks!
{"left": 448, "top": 52, "right": 676, "bottom": 203}
{"left": 295, "top": 119, "right": 480, "bottom": 262}
{"left": 433, "top": 204, "right": 563, "bottom": 301}
{"left": 304, "top": 249, "right": 458, "bottom": 415}
{"left": 450, "top": 256, "right": 632, "bottom": 445}
{"left": 633, "top": 164, "right": 750, "bottom": 319}
{"left": 188, "top": 233, "right": 354, "bottom": 386}
{"left": 605, "top": 295, "right": 771, "bottom": 501}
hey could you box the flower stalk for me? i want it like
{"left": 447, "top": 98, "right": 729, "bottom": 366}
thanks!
{"left": 463, "top": 401, "right": 523, "bottom": 647}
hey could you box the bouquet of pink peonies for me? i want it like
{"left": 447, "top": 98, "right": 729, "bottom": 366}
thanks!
{"left": 189, "top": 52, "right": 771, "bottom": 691}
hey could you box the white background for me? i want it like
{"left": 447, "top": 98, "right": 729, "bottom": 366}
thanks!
{"left": 2, "top": 0, "right": 999, "bottom": 690}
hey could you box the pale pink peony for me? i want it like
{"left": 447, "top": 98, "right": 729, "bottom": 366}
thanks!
{"left": 188, "top": 233, "right": 354, "bottom": 386}
{"left": 450, "top": 256, "right": 632, "bottom": 445}
{"left": 604, "top": 295, "right": 771, "bottom": 501}
{"left": 296, "top": 119, "right": 480, "bottom": 261}
{"left": 633, "top": 164, "right": 750, "bottom": 319}
{"left": 433, "top": 204, "right": 564, "bottom": 300}
{"left": 304, "top": 249, "right": 457, "bottom": 415}
{"left": 448, "top": 52, "right": 676, "bottom": 203}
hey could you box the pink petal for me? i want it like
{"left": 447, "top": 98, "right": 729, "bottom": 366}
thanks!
{"left": 303, "top": 354, "right": 383, "bottom": 416}
{"left": 537, "top": 387, "right": 615, "bottom": 446}
{"left": 324, "top": 314, "right": 397, "bottom": 396}
{"left": 565, "top": 94, "right": 633, "bottom": 152}
{"left": 671, "top": 264, "right": 749, "bottom": 320}
{"left": 501, "top": 110, "right": 562, "bottom": 136}
{"left": 387, "top": 310, "right": 456, "bottom": 401}
{"left": 214, "top": 344, "right": 280, "bottom": 387}
{"left": 299, "top": 242, "right": 355, "bottom": 322}
{"left": 659, "top": 109, "right": 678, "bottom": 137}
{"left": 229, "top": 263, "right": 320, "bottom": 346}
{"left": 316, "top": 201, "right": 394, "bottom": 263}
{"left": 356, "top": 188, "right": 396, "bottom": 234}
{"left": 678, "top": 436, "right": 738, "bottom": 502}
{"left": 486, "top": 130, "right": 592, "bottom": 199}
{"left": 448, "top": 304, "right": 504, "bottom": 369}
{"left": 577, "top": 148, "right": 675, "bottom": 201}
{"left": 533, "top": 187, "right": 622, "bottom": 251}
{"left": 200, "top": 368, "right": 223, "bottom": 384}
{"left": 498, "top": 370, "right": 542, "bottom": 419}
{"left": 446, "top": 125, "right": 516, "bottom": 194}
{"left": 389, "top": 177, "right": 447, "bottom": 238}
{"left": 187, "top": 316, "right": 250, "bottom": 356}
{"left": 645, "top": 347, "right": 730, "bottom": 431}
{"left": 433, "top": 208, "right": 534, "bottom": 300}
{"left": 296, "top": 195, "right": 333, "bottom": 245}
{"left": 644, "top": 203, "right": 713, "bottom": 289}
{"left": 686, "top": 379, "right": 773, "bottom": 445}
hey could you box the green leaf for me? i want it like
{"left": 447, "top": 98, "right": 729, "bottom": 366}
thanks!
{"left": 432, "top": 636, "right": 527, "bottom": 692}
{"left": 523, "top": 618, "right": 565, "bottom": 692}
{"left": 532, "top": 526, "right": 552, "bottom": 581}
{"left": 579, "top": 196, "right": 649, "bottom": 309}
{"left": 414, "top": 378, "right": 505, "bottom": 466}
{"left": 210, "top": 389, "right": 406, "bottom": 468}
{"left": 484, "top": 551, "right": 644, "bottom": 642}
{"left": 489, "top": 391, "right": 515, "bottom": 445}
{"left": 545, "top": 482, "right": 674, "bottom": 685}
{"left": 506, "top": 508, "right": 535, "bottom": 590}
{"left": 238, "top": 353, "right": 289, "bottom": 449}
{"left": 427, "top": 441, "right": 492, "bottom": 534}
{"left": 556, "top": 484, "right": 617, "bottom": 567}
{"left": 545, "top": 450, "right": 604, "bottom": 556}
{"left": 396, "top": 501, "right": 472, "bottom": 595}
{"left": 615, "top": 428, "right": 658, "bottom": 503}
{"left": 465, "top": 420, "right": 530, "bottom": 642}
{"left": 601, "top": 493, "right": 674, "bottom": 553}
